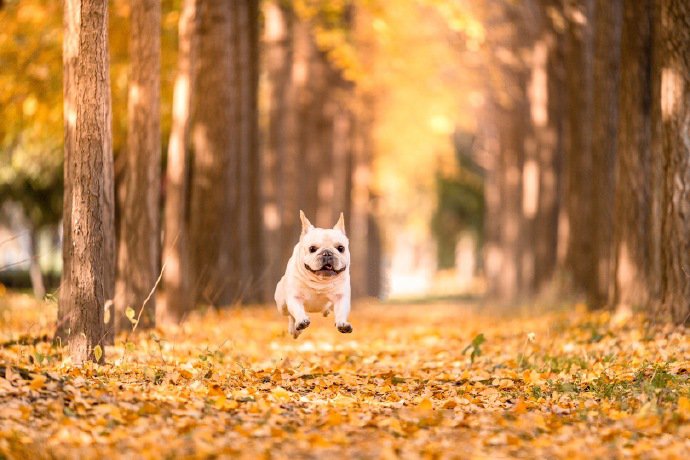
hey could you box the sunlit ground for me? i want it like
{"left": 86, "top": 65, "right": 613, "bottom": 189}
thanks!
{"left": 1, "top": 292, "right": 689, "bottom": 459}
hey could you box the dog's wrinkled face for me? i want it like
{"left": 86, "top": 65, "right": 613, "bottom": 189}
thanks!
{"left": 299, "top": 212, "right": 350, "bottom": 278}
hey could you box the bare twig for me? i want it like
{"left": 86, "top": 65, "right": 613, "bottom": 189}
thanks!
{"left": 131, "top": 260, "right": 168, "bottom": 335}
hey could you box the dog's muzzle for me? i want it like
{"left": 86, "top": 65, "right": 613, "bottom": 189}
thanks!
{"left": 304, "top": 262, "right": 346, "bottom": 277}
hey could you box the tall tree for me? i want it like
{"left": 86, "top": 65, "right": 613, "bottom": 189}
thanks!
{"left": 262, "top": 1, "right": 293, "bottom": 300}
{"left": 658, "top": 0, "right": 690, "bottom": 324}
{"left": 189, "top": 0, "right": 236, "bottom": 306}
{"left": 57, "top": 0, "right": 114, "bottom": 363}
{"left": 562, "top": 0, "right": 595, "bottom": 297}
{"left": 532, "top": 2, "right": 565, "bottom": 294}
{"left": 588, "top": 0, "right": 623, "bottom": 308}
{"left": 162, "top": 0, "right": 196, "bottom": 323}
{"left": 234, "top": 0, "right": 262, "bottom": 302}
{"left": 612, "top": 0, "right": 661, "bottom": 311}
{"left": 116, "top": 0, "right": 161, "bottom": 330}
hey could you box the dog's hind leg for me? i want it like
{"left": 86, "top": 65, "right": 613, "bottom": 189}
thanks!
{"left": 323, "top": 302, "right": 333, "bottom": 317}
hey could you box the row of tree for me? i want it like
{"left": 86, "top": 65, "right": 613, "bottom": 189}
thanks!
{"left": 477, "top": 0, "right": 689, "bottom": 322}
{"left": 56, "top": 0, "right": 381, "bottom": 363}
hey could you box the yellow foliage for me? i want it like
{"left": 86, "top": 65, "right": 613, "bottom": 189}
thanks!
{"left": 1, "top": 294, "right": 690, "bottom": 457}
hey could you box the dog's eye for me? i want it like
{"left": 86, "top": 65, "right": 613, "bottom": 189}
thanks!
{"left": 309, "top": 246, "right": 318, "bottom": 253}
{"left": 336, "top": 245, "right": 345, "bottom": 253}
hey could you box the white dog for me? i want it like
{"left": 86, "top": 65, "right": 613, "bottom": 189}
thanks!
{"left": 274, "top": 211, "right": 352, "bottom": 339}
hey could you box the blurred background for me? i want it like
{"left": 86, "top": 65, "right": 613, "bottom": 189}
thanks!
{"left": 1, "top": 0, "right": 687, "bottom": 323}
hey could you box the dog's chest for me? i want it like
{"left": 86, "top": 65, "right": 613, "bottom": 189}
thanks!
{"left": 302, "top": 291, "right": 333, "bottom": 313}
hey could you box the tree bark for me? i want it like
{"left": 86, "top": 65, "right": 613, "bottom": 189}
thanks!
{"left": 659, "top": 0, "right": 690, "bottom": 324}
{"left": 162, "top": 0, "right": 196, "bottom": 324}
{"left": 189, "top": 0, "right": 236, "bottom": 306}
{"left": 262, "top": 1, "right": 292, "bottom": 300}
{"left": 612, "top": 0, "right": 660, "bottom": 311}
{"left": 58, "top": 0, "right": 113, "bottom": 364}
{"left": 563, "top": 0, "right": 595, "bottom": 297}
{"left": 349, "top": 107, "right": 372, "bottom": 298}
{"left": 235, "top": 0, "right": 262, "bottom": 303}
{"left": 278, "top": 14, "right": 308, "bottom": 286}
{"left": 116, "top": 0, "right": 161, "bottom": 331}
{"left": 533, "top": 13, "right": 564, "bottom": 294}
{"left": 28, "top": 227, "right": 45, "bottom": 300}
{"left": 588, "top": 0, "right": 623, "bottom": 309}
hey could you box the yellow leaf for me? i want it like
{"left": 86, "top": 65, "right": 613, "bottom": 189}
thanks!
{"left": 442, "top": 399, "right": 457, "bottom": 409}
{"left": 325, "top": 410, "right": 344, "bottom": 426}
{"left": 271, "top": 386, "right": 291, "bottom": 402}
{"left": 513, "top": 399, "right": 528, "bottom": 414}
{"left": 208, "top": 384, "right": 224, "bottom": 397}
{"left": 125, "top": 306, "right": 137, "bottom": 324}
{"left": 29, "top": 375, "right": 46, "bottom": 391}
{"left": 678, "top": 396, "right": 690, "bottom": 420}
{"left": 93, "top": 345, "right": 103, "bottom": 362}
{"left": 418, "top": 397, "right": 433, "bottom": 411}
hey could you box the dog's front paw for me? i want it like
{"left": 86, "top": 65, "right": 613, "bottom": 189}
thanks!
{"left": 296, "top": 318, "right": 311, "bottom": 332}
{"left": 336, "top": 322, "right": 353, "bottom": 334}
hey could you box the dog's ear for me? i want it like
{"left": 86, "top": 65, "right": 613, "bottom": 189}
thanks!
{"left": 333, "top": 212, "right": 346, "bottom": 234}
{"left": 300, "top": 210, "right": 314, "bottom": 236}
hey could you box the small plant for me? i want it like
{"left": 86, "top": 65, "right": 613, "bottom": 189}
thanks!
{"left": 463, "top": 333, "right": 486, "bottom": 363}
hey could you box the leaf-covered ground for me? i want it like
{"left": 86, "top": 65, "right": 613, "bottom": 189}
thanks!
{"left": 1, "top": 293, "right": 690, "bottom": 459}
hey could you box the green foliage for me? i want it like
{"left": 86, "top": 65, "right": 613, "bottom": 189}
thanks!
{"left": 431, "top": 133, "right": 484, "bottom": 269}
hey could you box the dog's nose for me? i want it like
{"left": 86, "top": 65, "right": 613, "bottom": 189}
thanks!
{"left": 321, "top": 249, "right": 333, "bottom": 257}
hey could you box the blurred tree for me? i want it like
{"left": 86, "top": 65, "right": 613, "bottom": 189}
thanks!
{"left": 234, "top": 0, "right": 263, "bottom": 303}
{"left": 475, "top": 0, "right": 533, "bottom": 300}
{"left": 658, "top": 0, "right": 690, "bottom": 324}
{"left": 588, "top": 0, "right": 623, "bottom": 309}
{"left": 188, "top": 0, "right": 240, "bottom": 306}
{"left": 57, "top": 0, "right": 114, "bottom": 364}
{"left": 115, "top": 0, "right": 161, "bottom": 331}
{"left": 262, "top": 0, "right": 297, "bottom": 300}
{"left": 611, "top": 0, "right": 661, "bottom": 311}
{"left": 432, "top": 135, "right": 484, "bottom": 271}
{"left": 162, "top": 0, "right": 197, "bottom": 323}
{"left": 562, "top": 0, "right": 595, "bottom": 298}
{"left": 531, "top": 0, "right": 564, "bottom": 294}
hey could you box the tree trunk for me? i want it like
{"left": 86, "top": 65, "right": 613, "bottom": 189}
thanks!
{"left": 659, "top": 0, "right": 690, "bottom": 324}
{"left": 116, "top": 0, "right": 161, "bottom": 331}
{"left": 563, "top": 0, "right": 595, "bottom": 297}
{"left": 58, "top": 0, "right": 113, "bottom": 364}
{"left": 588, "top": 0, "right": 623, "bottom": 309}
{"left": 498, "top": 102, "right": 527, "bottom": 300}
{"left": 189, "top": 0, "right": 236, "bottom": 306}
{"left": 262, "top": 1, "right": 292, "bottom": 300}
{"left": 612, "top": 0, "right": 660, "bottom": 311}
{"left": 533, "top": 15, "right": 564, "bottom": 294}
{"left": 235, "top": 0, "right": 262, "bottom": 303}
{"left": 278, "top": 15, "right": 308, "bottom": 284}
{"left": 28, "top": 227, "right": 45, "bottom": 300}
{"left": 162, "top": 0, "right": 196, "bottom": 324}
{"left": 349, "top": 108, "right": 372, "bottom": 298}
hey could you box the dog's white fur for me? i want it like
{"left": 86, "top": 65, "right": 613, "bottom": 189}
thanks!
{"left": 274, "top": 211, "right": 352, "bottom": 338}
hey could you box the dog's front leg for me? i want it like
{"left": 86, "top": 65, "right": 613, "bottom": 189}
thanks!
{"left": 286, "top": 297, "right": 310, "bottom": 338}
{"left": 333, "top": 292, "right": 352, "bottom": 334}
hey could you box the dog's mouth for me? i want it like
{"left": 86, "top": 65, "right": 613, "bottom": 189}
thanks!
{"left": 304, "top": 263, "right": 346, "bottom": 277}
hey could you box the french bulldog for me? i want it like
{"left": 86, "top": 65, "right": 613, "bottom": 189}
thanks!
{"left": 274, "top": 210, "right": 352, "bottom": 339}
